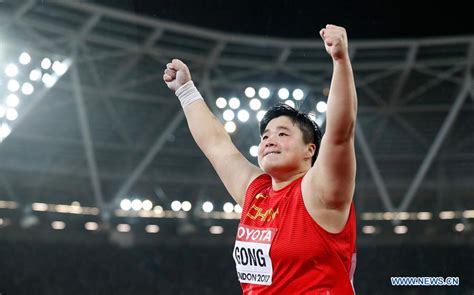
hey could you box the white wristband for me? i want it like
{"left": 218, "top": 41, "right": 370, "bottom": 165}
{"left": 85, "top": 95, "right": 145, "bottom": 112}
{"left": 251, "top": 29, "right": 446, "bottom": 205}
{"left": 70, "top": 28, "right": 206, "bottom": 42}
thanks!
{"left": 175, "top": 80, "right": 203, "bottom": 108}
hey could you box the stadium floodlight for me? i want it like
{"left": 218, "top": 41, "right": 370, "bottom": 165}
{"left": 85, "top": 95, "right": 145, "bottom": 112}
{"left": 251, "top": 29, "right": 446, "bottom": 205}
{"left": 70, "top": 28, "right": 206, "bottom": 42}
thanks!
{"left": 223, "top": 202, "right": 234, "bottom": 213}
{"left": 6, "top": 94, "right": 20, "bottom": 107}
{"left": 142, "top": 200, "right": 153, "bottom": 211}
{"left": 7, "top": 79, "right": 20, "bottom": 92}
{"left": 292, "top": 89, "right": 304, "bottom": 100}
{"left": 245, "top": 87, "right": 256, "bottom": 98}
{"left": 120, "top": 199, "right": 132, "bottom": 211}
{"left": 256, "top": 110, "right": 266, "bottom": 122}
{"left": 6, "top": 109, "right": 18, "bottom": 121}
{"left": 41, "top": 58, "right": 52, "bottom": 70}
{"left": 316, "top": 101, "right": 327, "bottom": 113}
{"left": 234, "top": 204, "right": 242, "bottom": 213}
{"left": 5, "top": 64, "right": 19, "bottom": 77}
{"left": 131, "top": 199, "right": 142, "bottom": 211}
{"left": 278, "top": 88, "right": 289, "bottom": 99}
{"left": 237, "top": 110, "right": 250, "bottom": 122}
{"left": 223, "top": 109, "right": 235, "bottom": 121}
{"left": 181, "top": 201, "right": 192, "bottom": 212}
{"left": 216, "top": 97, "right": 227, "bottom": 109}
{"left": 209, "top": 225, "right": 224, "bottom": 234}
{"left": 249, "top": 145, "right": 258, "bottom": 157}
{"left": 224, "top": 121, "right": 237, "bottom": 133}
{"left": 228, "top": 97, "right": 241, "bottom": 109}
{"left": 171, "top": 200, "right": 182, "bottom": 212}
{"left": 284, "top": 100, "right": 295, "bottom": 108}
{"left": 19, "top": 52, "right": 31, "bottom": 65}
{"left": 202, "top": 201, "right": 214, "bottom": 213}
{"left": 29, "top": 69, "right": 42, "bottom": 81}
{"left": 21, "top": 82, "right": 34, "bottom": 95}
{"left": 258, "top": 87, "right": 270, "bottom": 99}
{"left": 145, "top": 224, "right": 160, "bottom": 233}
{"left": 51, "top": 221, "right": 66, "bottom": 230}
{"left": 249, "top": 98, "right": 262, "bottom": 111}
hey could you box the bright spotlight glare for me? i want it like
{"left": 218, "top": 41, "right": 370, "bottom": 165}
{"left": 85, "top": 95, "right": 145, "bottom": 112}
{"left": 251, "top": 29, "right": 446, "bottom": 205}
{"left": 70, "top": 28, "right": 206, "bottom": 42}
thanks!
{"left": 249, "top": 145, "right": 258, "bottom": 157}
{"left": 120, "top": 199, "right": 132, "bottom": 211}
{"left": 41, "top": 58, "right": 52, "bottom": 70}
{"left": 131, "top": 199, "right": 142, "bottom": 211}
{"left": 228, "top": 97, "right": 241, "bottom": 109}
{"left": 256, "top": 110, "right": 266, "bottom": 122}
{"left": 6, "top": 109, "right": 18, "bottom": 121}
{"left": 216, "top": 97, "right": 227, "bottom": 109}
{"left": 245, "top": 87, "right": 256, "bottom": 98}
{"left": 237, "top": 110, "right": 250, "bottom": 122}
{"left": 29, "top": 69, "right": 42, "bottom": 81}
{"left": 6, "top": 94, "right": 20, "bottom": 107}
{"left": 7, "top": 80, "right": 20, "bottom": 92}
{"left": 22, "top": 82, "right": 34, "bottom": 95}
{"left": 223, "top": 109, "right": 235, "bottom": 121}
{"left": 316, "top": 101, "right": 327, "bottom": 113}
{"left": 0, "top": 123, "right": 12, "bottom": 139}
{"left": 202, "top": 201, "right": 214, "bottom": 213}
{"left": 284, "top": 100, "right": 295, "bottom": 108}
{"left": 19, "top": 52, "right": 31, "bottom": 65}
{"left": 42, "top": 73, "right": 57, "bottom": 88}
{"left": 293, "top": 89, "right": 304, "bottom": 100}
{"left": 223, "top": 202, "right": 234, "bottom": 213}
{"left": 258, "top": 87, "right": 270, "bottom": 99}
{"left": 52, "top": 61, "right": 68, "bottom": 75}
{"left": 224, "top": 121, "right": 237, "bottom": 133}
{"left": 5, "top": 64, "right": 19, "bottom": 77}
{"left": 234, "top": 204, "right": 242, "bottom": 213}
{"left": 142, "top": 200, "right": 153, "bottom": 211}
{"left": 249, "top": 98, "right": 261, "bottom": 111}
{"left": 181, "top": 201, "right": 192, "bottom": 212}
{"left": 278, "top": 88, "right": 289, "bottom": 99}
{"left": 171, "top": 200, "right": 182, "bottom": 212}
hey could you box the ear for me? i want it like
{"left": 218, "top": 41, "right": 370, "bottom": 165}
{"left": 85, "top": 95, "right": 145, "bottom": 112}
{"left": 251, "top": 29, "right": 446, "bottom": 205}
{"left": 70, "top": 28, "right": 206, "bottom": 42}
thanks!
{"left": 305, "top": 143, "right": 317, "bottom": 160}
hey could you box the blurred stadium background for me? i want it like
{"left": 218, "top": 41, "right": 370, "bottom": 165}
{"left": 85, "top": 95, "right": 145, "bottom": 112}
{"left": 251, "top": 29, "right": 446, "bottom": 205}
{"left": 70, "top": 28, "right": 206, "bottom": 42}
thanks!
{"left": 0, "top": 1, "right": 473, "bottom": 294}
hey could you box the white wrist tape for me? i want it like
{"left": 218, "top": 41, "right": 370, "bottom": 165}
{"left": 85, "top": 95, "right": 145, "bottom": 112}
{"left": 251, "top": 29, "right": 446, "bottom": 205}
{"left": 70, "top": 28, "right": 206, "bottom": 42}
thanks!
{"left": 175, "top": 80, "right": 203, "bottom": 108}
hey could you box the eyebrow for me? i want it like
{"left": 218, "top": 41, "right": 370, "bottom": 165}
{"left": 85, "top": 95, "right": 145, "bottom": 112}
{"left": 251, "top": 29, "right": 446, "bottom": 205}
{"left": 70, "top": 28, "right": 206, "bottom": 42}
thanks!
{"left": 262, "top": 126, "right": 291, "bottom": 135}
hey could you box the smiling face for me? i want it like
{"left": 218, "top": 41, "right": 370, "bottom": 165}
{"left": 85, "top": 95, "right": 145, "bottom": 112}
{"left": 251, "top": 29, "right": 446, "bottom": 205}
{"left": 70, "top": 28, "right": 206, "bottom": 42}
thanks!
{"left": 258, "top": 116, "right": 315, "bottom": 176}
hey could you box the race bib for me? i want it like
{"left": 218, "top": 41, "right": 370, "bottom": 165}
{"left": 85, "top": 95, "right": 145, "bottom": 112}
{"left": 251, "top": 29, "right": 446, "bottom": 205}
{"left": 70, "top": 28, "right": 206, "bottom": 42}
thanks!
{"left": 233, "top": 224, "right": 277, "bottom": 285}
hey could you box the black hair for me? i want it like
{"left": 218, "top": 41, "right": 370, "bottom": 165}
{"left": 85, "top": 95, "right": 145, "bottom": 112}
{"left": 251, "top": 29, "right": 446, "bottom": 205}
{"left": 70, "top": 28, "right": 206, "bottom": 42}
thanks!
{"left": 259, "top": 103, "right": 322, "bottom": 165}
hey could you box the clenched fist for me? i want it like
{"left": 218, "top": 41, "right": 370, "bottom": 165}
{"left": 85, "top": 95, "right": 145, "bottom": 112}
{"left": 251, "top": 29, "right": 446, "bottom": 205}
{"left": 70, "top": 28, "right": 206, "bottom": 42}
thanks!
{"left": 319, "top": 25, "right": 349, "bottom": 62}
{"left": 163, "top": 59, "right": 192, "bottom": 92}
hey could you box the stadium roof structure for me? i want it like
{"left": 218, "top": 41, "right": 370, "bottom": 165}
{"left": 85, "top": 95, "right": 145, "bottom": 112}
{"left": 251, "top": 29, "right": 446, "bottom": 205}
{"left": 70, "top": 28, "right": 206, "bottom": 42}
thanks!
{"left": 0, "top": 0, "right": 473, "bottom": 245}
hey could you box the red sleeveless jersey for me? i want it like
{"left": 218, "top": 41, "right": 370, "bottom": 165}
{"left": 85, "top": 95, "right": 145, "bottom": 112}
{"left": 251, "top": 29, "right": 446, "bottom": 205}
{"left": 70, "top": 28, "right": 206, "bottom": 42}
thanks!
{"left": 233, "top": 174, "right": 357, "bottom": 294}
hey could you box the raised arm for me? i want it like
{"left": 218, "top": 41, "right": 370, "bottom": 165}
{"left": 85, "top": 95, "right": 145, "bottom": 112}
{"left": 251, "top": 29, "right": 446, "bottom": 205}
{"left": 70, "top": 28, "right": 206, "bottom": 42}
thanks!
{"left": 163, "top": 59, "right": 263, "bottom": 206}
{"left": 302, "top": 25, "right": 357, "bottom": 229}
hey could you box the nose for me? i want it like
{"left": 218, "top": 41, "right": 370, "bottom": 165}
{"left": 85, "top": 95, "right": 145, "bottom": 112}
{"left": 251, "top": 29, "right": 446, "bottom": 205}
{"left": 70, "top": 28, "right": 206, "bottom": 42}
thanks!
{"left": 265, "top": 138, "right": 276, "bottom": 148}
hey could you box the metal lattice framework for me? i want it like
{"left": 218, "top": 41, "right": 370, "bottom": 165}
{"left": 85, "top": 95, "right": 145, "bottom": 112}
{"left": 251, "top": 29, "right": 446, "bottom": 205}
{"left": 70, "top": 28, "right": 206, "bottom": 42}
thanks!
{"left": 0, "top": 0, "right": 473, "bottom": 244}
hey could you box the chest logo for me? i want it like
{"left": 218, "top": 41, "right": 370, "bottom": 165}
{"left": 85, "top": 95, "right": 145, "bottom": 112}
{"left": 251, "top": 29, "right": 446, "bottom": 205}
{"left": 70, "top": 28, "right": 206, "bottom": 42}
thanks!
{"left": 247, "top": 204, "right": 279, "bottom": 222}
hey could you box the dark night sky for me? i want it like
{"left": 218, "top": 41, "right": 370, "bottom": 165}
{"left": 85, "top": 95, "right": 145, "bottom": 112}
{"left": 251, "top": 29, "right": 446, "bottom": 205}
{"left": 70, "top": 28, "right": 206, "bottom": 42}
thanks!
{"left": 96, "top": 0, "right": 473, "bottom": 40}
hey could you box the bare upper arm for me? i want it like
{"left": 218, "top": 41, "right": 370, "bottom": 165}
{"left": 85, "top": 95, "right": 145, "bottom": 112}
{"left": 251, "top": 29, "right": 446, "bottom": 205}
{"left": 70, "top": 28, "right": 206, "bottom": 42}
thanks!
{"left": 206, "top": 140, "right": 264, "bottom": 206}
{"left": 301, "top": 136, "right": 356, "bottom": 232}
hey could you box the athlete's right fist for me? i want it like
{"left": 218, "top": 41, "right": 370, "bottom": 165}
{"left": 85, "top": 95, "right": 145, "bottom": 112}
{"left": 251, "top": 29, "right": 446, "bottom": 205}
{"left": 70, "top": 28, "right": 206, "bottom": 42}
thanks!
{"left": 163, "top": 59, "right": 192, "bottom": 92}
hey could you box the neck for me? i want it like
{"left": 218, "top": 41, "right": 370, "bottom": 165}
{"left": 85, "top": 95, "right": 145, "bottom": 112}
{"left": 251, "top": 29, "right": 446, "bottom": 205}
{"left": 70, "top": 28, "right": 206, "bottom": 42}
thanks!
{"left": 271, "top": 170, "right": 307, "bottom": 190}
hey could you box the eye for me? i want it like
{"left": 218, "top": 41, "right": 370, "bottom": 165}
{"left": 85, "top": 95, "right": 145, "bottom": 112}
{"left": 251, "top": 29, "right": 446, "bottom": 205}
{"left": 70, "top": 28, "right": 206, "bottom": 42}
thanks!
{"left": 262, "top": 135, "right": 268, "bottom": 140}
{"left": 278, "top": 133, "right": 287, "bottom": 137}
